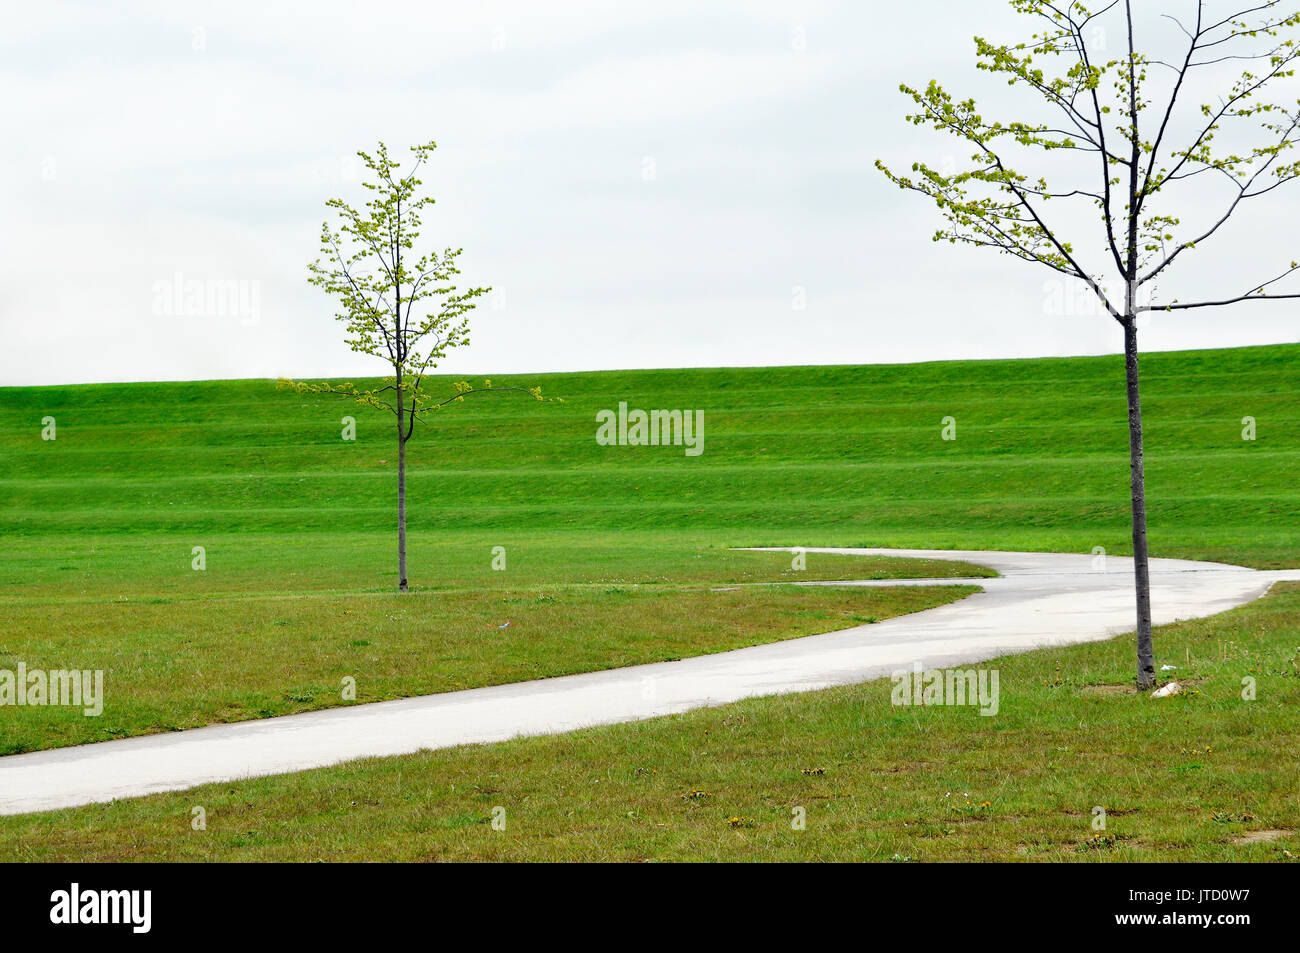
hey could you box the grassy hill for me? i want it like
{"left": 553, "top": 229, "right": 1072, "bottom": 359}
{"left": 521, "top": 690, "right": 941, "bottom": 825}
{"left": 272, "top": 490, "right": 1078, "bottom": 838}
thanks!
{"left": 2, "top": 343, "right": 1297, "bottom": 579}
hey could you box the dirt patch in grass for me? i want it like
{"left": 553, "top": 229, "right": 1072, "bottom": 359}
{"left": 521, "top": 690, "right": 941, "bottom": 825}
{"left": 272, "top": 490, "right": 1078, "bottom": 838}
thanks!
{"left": 1078, "top": 683, "right": 1137, "bottom": 696}
{"left": 870, "top": 761, "right": 935, "bottom": 775}
{"left": 1233, "top": 829, "right": 1292, "bottom": 845}
{"left": 1078, "top": 677, "right": 1209, "bottom": 697}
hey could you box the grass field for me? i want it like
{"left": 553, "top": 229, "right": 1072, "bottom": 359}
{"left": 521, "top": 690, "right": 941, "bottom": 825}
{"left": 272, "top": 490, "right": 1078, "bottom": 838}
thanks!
{"left": 4, "top": 582, "right": 1297, "bottom": 862}
{"left": 3, "top": 343, "right": 1297, "bottom": 567}
{"left": 0, "top": 343, "right": 1296, "bottom": 860}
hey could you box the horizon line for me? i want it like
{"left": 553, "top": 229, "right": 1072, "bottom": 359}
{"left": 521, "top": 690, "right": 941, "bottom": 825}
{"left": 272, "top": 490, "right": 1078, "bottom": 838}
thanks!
{"left": 1, "top": 340, "right": 1295, "bottom": 389}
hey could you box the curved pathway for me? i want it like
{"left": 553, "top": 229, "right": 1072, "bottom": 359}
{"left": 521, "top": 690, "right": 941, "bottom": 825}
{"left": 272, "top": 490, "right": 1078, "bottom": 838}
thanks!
{"left": 3, "top": 548, "right": 1297, "bottom": 816}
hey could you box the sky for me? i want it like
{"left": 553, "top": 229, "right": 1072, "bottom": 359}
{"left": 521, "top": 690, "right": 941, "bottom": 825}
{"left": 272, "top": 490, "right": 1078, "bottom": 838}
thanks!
{"left": 2, "top": 0, "right": 1297, "bottom": 386}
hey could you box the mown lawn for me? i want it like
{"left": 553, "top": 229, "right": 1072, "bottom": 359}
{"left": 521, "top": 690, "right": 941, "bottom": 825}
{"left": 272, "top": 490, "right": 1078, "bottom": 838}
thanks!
{"left": 2, "top": 344, "right": 1298, "bottom": 567}
{"left": 3, "top": 583, "right": 1296, "bottom": 862}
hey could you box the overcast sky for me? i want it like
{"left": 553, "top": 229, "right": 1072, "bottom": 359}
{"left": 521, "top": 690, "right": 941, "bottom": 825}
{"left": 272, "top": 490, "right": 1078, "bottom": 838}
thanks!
{"left": 2, "top": 0, "right": 1297, "bottom": 386}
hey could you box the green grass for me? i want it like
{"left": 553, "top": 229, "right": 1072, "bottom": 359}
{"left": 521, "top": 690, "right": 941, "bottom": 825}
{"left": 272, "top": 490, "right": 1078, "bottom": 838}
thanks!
{"left": 0, "top": 576, "right": 975, "bottom": 754}
{"left": 0, "top": 342, "right": 1296, "bottom": 860}
{"left": 2, "top": 343, "right": 1297, "bottom": 567}
{"left": 3, "top": 583, "right": 1296, "bottom": 862}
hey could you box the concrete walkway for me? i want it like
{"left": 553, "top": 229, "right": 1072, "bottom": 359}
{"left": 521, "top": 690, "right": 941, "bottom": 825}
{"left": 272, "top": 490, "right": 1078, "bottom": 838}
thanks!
{"left": 3, "top": 548, "right": 1297, "bottom": 816}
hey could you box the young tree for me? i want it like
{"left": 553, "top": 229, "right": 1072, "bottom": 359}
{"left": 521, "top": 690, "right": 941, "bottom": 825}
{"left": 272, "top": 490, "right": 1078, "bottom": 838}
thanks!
{"left": 877, "top": 1, "right": 1300, "bottom": 688}
{"left": 286, "top": 140, "right": 543, "bottom": 592}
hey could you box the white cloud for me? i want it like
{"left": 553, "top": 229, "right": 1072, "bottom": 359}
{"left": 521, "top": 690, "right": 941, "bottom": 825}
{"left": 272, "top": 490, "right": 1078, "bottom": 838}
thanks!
{"left": 1, "top": 0, "right": 1296, "bottom": 385}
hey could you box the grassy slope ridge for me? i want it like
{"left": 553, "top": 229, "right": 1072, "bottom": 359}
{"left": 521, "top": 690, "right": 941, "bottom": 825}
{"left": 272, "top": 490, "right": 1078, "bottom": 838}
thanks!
{"left": 1, "top": 343, "right": 1297, "bottom": 570}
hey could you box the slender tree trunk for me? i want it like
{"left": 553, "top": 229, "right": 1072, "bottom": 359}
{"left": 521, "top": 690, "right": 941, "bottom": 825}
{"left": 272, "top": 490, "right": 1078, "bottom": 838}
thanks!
{"left": 1121, "top": 6, "right": 1153, "bottom": 689}
{"left": 396, "top": 379, "right": 409, "bottom": 593}
{"left": 1122, "top": 315, "right": 1155, "bottom": 688}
